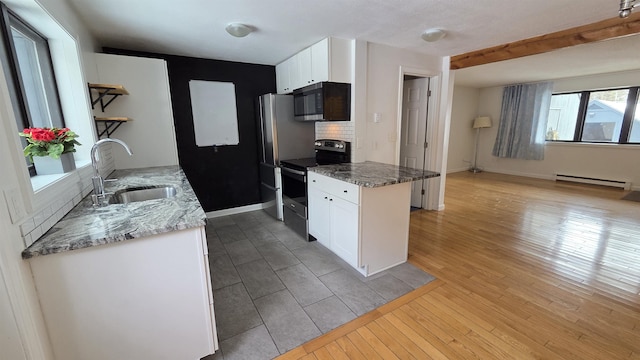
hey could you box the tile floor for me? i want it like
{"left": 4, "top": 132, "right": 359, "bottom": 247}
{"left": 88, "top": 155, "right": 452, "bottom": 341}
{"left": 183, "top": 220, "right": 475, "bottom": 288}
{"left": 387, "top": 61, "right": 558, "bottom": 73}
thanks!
{"left": 202, "top": 210, "right": 435, "bottom": 360}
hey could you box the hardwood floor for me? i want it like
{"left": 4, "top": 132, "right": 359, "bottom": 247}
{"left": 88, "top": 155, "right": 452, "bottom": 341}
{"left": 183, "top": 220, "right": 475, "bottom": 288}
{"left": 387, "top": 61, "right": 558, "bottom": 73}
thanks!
{"left": 276, "top": 171, "right": 640, "bottom": 359}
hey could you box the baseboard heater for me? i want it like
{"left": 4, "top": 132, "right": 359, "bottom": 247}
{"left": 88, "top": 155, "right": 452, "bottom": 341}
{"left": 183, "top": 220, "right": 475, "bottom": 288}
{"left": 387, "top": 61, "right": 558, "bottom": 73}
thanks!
{"left": 554, "top": 174, "right": 631, "bottom": 190}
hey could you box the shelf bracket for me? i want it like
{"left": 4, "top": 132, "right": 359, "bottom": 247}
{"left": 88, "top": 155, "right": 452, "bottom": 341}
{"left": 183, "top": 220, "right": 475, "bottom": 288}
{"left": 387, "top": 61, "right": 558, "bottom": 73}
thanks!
{"left": 94, "top": 117, "right": 127, "bottom": 139}
{"left": 87, "top": 83, "right": 129, "bottom": 112}
{"left": 88, "top": 85, "right": 121, "bottom": 112}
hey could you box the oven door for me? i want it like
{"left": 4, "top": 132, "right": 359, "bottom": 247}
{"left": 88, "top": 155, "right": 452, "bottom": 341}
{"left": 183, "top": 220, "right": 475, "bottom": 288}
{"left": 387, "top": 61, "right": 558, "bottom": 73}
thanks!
{"left": 280, "top": 166, "right": 307, "bottom": 209}
{"left": 280, "top": 165, "right": 309, "bottom": 239}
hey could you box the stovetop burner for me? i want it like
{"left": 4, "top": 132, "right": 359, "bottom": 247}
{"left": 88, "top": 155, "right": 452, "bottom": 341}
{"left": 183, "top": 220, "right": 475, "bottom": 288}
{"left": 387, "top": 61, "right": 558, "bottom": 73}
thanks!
{"left": 279, "top": 157, "right": 318, "bottom": 171}
{"left": 280, "top": 140, "right": 351, "bottom": 171}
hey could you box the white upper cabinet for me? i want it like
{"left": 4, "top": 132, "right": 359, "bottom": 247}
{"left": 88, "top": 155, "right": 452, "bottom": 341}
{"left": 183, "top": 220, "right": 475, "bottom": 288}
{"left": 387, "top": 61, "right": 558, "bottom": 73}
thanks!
{"left": 310, "top": 38, "right": 329, "bottom": 84}
{"left": 276, "top": 37, "right": 351, "bottom": 94}
{"left": 298, "top": 38, "right": 329, "bottom": 87}
{"left": 296, "top": 46, "right": 312, "bottom": 89}
{"left": 275, "top": 59, "right": 291, "bottom": 94}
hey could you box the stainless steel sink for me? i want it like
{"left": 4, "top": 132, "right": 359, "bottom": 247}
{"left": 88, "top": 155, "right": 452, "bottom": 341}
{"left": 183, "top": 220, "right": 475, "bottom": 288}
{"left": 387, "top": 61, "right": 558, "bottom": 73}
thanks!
{"left": 109, "top": 186, "right": 177, "bottom": 204}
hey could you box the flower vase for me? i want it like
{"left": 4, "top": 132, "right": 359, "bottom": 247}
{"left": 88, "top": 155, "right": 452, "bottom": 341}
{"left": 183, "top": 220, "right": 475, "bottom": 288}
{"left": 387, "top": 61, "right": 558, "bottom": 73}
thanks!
{"left": 33, "top": 153, "right": 76, "bottom": 175}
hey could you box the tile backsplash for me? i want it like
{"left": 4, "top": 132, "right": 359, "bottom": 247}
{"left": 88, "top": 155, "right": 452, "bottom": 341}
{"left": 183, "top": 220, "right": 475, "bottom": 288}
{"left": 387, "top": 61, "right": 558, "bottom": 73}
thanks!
{"left": 315, "top": 121, "right": 356, "bottom": 161}
{"left": 315, "top": 121, "right": 354, "bottom": 141}
{"left": 19, "top": 186, "right": 92, "bottom": 248}
{"left": 19, "top": 145, "right": 115, "bottom": 249}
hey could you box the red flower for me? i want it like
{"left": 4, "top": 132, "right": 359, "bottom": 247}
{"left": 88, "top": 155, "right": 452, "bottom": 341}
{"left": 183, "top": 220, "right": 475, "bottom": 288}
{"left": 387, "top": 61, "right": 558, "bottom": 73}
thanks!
{"left": 30, "top": 128, "right": 56, "bottom": 142}
{"left": 18, "top": 126, "right": 81, "bottom": 160}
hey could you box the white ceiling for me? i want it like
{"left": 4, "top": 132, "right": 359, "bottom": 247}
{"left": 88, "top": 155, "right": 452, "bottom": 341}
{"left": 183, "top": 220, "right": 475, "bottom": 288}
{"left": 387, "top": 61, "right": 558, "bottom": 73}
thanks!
{"left": 64, "top": 0, "right": 639, "bottom": 87}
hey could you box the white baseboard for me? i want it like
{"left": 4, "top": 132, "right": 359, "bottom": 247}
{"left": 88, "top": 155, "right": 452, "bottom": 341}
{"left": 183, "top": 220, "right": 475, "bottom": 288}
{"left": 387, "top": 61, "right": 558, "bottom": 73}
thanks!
{"left": 446, "top": 166, "right": 554, "bottom": 179}
{"left": 555, "top": 174, "right": 630, "bottom": 190}
{"left": 480, "top": 168, "right": 556, "bottom": 181}
{"left": 206, "top": 203, "right": 266, "bottom": 218}
{"left": 449, "top": 166, "right": 640, "bottom": 190}
{"left": 446, "top": 167, "right": 470, "bottom": 174}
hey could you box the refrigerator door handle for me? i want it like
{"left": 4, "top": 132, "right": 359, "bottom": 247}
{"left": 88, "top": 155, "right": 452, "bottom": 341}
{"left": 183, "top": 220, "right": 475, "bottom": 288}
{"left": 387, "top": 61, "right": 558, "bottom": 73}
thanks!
{"left": 258, "top": 96, "right": 267, "bottom": 163}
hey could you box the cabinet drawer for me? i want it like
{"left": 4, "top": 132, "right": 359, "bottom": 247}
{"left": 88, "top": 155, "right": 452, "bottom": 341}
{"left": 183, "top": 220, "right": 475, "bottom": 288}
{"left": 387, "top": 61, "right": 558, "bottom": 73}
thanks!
{"left": 309, "top": 172, "right": 359, "bottom": 204}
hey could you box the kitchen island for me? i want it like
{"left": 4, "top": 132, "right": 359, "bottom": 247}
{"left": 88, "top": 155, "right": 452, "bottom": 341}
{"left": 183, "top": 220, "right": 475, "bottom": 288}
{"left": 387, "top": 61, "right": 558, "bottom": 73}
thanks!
{"left": 22, "top": 166, "right": 218, "bottom": 360}
{"left": 308, "top": 161, "right": 439, "bottom": 276}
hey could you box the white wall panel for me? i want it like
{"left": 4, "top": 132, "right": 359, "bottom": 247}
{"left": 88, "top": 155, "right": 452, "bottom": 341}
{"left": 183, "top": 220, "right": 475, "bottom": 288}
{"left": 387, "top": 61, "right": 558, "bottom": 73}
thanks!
{"left": 95, "top": 53, "right": 179, "bottom": 169}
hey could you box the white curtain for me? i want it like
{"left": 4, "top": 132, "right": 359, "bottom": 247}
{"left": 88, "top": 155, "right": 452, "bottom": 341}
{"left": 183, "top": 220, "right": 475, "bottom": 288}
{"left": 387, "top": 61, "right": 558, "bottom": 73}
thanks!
{"left": 492, "top": 82, "right": 553, "bottom": 160}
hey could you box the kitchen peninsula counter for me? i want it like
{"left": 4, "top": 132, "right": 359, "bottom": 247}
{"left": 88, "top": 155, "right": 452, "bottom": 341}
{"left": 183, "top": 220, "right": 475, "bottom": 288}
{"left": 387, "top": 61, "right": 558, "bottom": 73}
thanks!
{"left": 307, "top": 161, "right": 440, "bottom": 277}
{"left": 22, "top": 165, "right": 206, "bottom": 259}
{"left": 309, "top": 161, "right": 440, "bottom": 187}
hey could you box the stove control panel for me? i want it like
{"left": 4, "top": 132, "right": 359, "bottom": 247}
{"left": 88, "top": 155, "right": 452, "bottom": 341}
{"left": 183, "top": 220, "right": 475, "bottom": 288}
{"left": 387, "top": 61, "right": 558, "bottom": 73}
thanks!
{"left": 315, "top": 139, "right": 350, "bottom": 153}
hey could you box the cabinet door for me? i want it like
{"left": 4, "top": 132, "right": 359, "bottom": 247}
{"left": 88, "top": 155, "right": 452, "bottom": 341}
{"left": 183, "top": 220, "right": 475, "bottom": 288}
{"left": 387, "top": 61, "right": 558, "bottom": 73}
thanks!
{"left": 295, "top": 47, "right": 311, "bottom": 88}
{"left": 30, "top": 228, "right": 215, "bottom": 360}
{"left": 330, "top": 197, "right": 359, "bottom": 267}
{"left": 276, "top": 59, "right": 291, "bottom": 94}
{"left": 308, "top": 186, "right": 331, "bottom": 248}
{"left": 310, "top": 38, "right": 329, "bottom": 84}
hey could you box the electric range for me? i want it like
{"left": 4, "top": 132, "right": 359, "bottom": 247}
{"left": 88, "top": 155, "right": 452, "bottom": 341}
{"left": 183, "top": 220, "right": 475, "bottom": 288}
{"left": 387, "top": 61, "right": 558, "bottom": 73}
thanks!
{"left": 279, "top": 140, "right": 351, "bottom": 239}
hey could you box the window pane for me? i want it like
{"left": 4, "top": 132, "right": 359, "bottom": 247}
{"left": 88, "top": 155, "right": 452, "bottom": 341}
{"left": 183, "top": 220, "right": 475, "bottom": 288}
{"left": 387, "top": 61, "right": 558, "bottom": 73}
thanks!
{"left": 629, "top": 98, "right": 640, "bottom": 143}
{"left": 11, "top": 27, "right": 49, "bottom": 127}
{"left": 2, "top": 11, "right": 66, "bottom": 177}
{"left": 582, "top": 89, "right": 628, "bottom": 142}
{"left": 547, "top": 93, "right": 580, "bottom": 141}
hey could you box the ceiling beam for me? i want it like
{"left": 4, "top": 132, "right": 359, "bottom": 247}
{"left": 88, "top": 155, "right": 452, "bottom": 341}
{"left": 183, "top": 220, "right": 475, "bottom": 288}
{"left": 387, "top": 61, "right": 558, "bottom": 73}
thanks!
{"left": 450, "top": 12, "right": 640, "bottom": 70}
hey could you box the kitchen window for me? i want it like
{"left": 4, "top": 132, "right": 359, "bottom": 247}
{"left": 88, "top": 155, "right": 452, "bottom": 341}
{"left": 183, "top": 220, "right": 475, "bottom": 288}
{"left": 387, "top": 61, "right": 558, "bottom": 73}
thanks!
{"left": 546, "top": 87, "right": 640, "bottom": 144}
{"left": 0, "top": 2, "right": 65, "bottom": 175}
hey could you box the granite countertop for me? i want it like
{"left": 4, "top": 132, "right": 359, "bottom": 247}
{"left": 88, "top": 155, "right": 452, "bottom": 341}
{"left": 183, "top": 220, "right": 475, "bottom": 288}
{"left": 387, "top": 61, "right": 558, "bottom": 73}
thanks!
{"left": 309, "top": 161, "right": 440, "bottom": 188}
{"left": 22, "top": 166, "right": 206, "bottom": 259}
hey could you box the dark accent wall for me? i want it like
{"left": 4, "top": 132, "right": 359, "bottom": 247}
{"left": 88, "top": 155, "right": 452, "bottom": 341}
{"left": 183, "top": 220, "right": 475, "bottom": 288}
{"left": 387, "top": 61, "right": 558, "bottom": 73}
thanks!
{"left": 104, "top": 48, "right": 276, "bottom": 212}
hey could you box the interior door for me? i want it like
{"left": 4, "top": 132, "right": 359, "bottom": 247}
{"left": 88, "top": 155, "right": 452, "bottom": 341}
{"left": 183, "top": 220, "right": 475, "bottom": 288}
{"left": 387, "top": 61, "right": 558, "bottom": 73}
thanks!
{"left": 399, "top": 77, "right": 430, "bottom": 208}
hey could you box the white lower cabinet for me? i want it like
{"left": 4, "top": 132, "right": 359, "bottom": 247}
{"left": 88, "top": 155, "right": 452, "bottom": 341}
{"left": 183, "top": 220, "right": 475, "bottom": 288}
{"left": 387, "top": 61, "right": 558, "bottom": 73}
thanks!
{"left": 308, "top": 186, "right": 332, "bottom": 248}
{"left": 308, "top": 185, "right": 359, "bottom": 267}
{"left": 308, "top": 172, "right": 360, "bottom": 268}
{"left": 28, "top": 227, "right": 218, "bottom": 360}
{"left": 308, "top": 171, "right": 413, "bottom": 276}
{"left": 329, "top": 196, "right": 359, "bottom": 267}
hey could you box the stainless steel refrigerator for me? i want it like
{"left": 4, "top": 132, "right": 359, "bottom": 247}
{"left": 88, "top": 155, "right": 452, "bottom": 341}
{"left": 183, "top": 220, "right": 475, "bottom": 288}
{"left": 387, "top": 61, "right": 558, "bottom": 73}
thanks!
{"left": 257, "top": 93, "right": 315, "bottom": 220}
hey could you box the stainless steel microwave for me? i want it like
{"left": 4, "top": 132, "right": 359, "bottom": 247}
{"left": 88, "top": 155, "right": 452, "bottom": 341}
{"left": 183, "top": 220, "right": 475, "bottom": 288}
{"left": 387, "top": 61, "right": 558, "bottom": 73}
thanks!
{"left": 293, "top": 82, "right": 351, "bottom": 121}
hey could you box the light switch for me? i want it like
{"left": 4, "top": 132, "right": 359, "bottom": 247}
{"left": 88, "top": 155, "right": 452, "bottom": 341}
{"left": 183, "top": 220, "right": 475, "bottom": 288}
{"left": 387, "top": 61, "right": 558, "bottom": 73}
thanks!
{"left": 373, "top": 113, "right": 381, "bottom": 123}
{"left": 388, "top": 132, "right": 397, "bottom": 142}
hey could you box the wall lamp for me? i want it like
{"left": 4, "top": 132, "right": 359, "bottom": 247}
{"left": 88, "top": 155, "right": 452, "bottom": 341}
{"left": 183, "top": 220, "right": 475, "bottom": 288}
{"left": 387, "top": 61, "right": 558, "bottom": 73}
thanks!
{"left": 620, "top": 0, "right": 639, "bottom": 18}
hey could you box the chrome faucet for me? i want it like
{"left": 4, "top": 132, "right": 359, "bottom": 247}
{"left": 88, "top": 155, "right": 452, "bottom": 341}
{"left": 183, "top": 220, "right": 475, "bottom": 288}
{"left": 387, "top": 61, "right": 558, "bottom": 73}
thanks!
{"left": 91, "top": 138, "right": 132, "bottom": 206}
